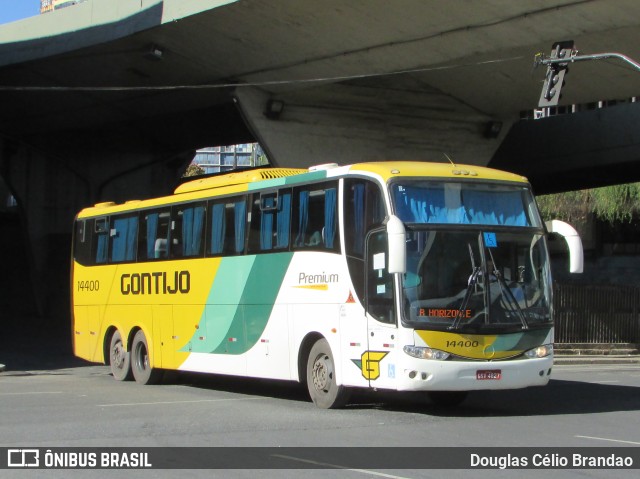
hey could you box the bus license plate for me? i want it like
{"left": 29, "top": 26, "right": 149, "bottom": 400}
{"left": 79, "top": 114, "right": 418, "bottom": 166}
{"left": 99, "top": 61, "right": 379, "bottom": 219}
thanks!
{"left": 476, "top": 370, "right": 502, "bottom": 380}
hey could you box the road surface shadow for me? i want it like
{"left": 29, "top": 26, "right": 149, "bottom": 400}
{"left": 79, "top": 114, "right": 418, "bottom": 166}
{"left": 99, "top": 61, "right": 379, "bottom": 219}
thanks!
{"left": 0, "top": 334, "right": 88, "bottom": 373}
{"left": 3, "top": 330, "right": 637, "bottom": 418}
{"left": 345, "top": 379, "right": 640, "bottom": 417}
{"left": 175, "top": 370, "right": 640, "bottom": 417}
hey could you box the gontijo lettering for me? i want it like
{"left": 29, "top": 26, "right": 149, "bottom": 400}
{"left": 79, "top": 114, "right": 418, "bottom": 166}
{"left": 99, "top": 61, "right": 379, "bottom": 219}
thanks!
{"left": 121, "top": 271, "right": 190, "bottom": 295}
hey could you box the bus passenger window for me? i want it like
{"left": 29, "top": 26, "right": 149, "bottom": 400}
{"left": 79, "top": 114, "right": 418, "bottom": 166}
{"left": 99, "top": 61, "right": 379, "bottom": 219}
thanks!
{"left": 209, "top": 197, "right": 247, "bottom": 256}
{"left": 251, "top": 194, "right": 273, "bottom": 252}
{"left": 232, "top": 199, "right": 247, "bottom": 254}
{"left": 248, "top": 190, "right": 291, "bottom": 254}
{"left": 275, "top": 191, "right": 291, "bottom": 249}
{"left": 93, "top": 217, "right": 109, "bottom": 264}
{"left": 209, "top": 202, "right": 226, "bottom": 255}
{"left": 73, "top": 219, "right": 92, "bottom": 266}
{"left": 110, "top": 215, "right": 139, "bottom": 263}
{"left": 293, "top": 183, "right": 338, "bottom": 251}
{"left": 173, "top": 203, "right": 205, "bottom": 258}
{"left": 139, "top": 209, "right": 171, "bottom": 260}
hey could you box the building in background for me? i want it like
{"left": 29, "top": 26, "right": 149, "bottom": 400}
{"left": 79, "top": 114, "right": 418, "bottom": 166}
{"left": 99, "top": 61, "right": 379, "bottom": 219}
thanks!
{"left": 40, "top": 0, "right": 53, "bottom": 13}
{"left": 192, "top": 143, "right": 268, "bottom": 175}
{"left": 41, "top": 0, "right": 86, "bottom": 13}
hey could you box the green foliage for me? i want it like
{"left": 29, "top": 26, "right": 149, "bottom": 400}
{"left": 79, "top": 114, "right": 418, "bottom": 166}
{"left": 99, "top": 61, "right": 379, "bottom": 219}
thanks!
{"left": 537, "top": 183, "right": 640, "bottom": 223}
{"left": 255, "top": 154, "right": 269, "bottom": 166}
{"left": 183, "top": 163, "right": 205, "bottom": 177}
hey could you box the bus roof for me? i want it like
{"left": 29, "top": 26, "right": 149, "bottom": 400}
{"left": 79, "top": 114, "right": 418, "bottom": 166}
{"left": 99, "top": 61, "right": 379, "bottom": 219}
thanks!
{"left": 174, "top": 167, "right": 308, "bottom": 194}
{"left": 77, "top": 161, "right": 529, "bottom": 218}
{"left": 348, "top": 161, "right": 528, "bottom": 183}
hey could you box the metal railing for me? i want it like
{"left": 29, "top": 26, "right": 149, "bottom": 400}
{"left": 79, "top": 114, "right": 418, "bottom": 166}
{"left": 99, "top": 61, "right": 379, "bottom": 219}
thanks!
{"left": 554, "top": 283, "right": 640, "bottom": 343}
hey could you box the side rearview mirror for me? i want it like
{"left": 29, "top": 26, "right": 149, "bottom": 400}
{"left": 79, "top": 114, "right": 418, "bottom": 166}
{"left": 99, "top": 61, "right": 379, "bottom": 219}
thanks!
{"left": 387, "top": 215, "right": 406, "bottom": 274}
{"left": 545, "top": 219, "right": 584, "bottom": 274}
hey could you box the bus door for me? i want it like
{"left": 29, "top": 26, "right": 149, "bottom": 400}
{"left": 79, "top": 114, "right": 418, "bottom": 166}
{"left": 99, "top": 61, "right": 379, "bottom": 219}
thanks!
{"left": 364, "top": 229, "right": 398, "bottom": 389}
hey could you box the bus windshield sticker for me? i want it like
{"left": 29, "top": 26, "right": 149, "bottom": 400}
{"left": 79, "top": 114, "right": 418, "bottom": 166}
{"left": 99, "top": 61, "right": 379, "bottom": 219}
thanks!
{"left": 373, "top": 252, "right": 385, "bottom": 270}
{"left": 483, "top": 232, "right": 497, "bottom": 248}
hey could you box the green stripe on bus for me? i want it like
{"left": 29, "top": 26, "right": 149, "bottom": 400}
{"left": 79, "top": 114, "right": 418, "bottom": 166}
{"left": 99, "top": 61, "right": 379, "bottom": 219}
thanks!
{"left": 180, "top": 256, "right": 254, "bottom": 353}
{"left": 245, "top": 170, "right": 328, "bottom": 191}
{"left": 491, "top": 328, "right": 550, "bottom": 353}
{"left": 183, "top": 253, "right": 293, "bottom": 355}
{"left": 211, "top": 253, "right": 293, "bottom": 355}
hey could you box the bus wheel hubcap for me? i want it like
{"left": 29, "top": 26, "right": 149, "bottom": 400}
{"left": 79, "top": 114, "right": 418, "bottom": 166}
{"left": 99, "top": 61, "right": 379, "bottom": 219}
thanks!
{"left": 112, "top": 344, "right": 125, "bottom": 368}
{"left": 312, "top": 355, "right": 331, "bottom": 392}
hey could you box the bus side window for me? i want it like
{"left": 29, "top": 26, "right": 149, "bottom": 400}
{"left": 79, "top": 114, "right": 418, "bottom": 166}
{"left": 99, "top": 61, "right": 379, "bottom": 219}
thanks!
{"left": 292, "top": 183, "right": 339, "bottom": 251}
{"left": 247, "top": 190, "right": 291, "bottom": 254}
{"left": 110, "top": 214, "right": 139, "bottom": 263}
{"left": 209, "top": 201, "right": 226, "bottom": 255}
{"left": 73, "top": 219, "right": 93, "bottom": 266}
{"left": 232, "top": 197, "right": 247, "bottom": 254}
{"left": 275, "top": 190, "right": 291, "bottom": 250}
{"left": 366, "top": 230, "right": 395, "bottom": 325}
{"left": 248, "top": 194, "right": 265, "bottom": 253}
{"left": 209, "top": 197, "right": 247, "bottom": 256}
{"left": 172, "top": 203, "right": 206, "bottom": 258}
{"left": 138, "top": 209, "right": 171, "bottom": 260}
{"left": 344, "top": 179, "right": 385, "bottom": 257}
{"left": 93, "top": 217, "right": 109, "bottom": 264}
{"left": 344, "top": 179, "right": 385, "bottom": 302}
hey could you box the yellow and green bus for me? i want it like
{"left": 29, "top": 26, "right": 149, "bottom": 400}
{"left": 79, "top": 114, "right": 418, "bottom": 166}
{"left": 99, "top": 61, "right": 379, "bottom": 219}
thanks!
{"left": 72, "top": 161, "right": 581, "bottom": 408}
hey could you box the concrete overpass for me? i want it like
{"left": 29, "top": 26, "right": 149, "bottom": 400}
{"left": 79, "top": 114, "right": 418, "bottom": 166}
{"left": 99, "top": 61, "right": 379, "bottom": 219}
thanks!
{"left": 1, "top": 0, "right": 640, "bottom": 328}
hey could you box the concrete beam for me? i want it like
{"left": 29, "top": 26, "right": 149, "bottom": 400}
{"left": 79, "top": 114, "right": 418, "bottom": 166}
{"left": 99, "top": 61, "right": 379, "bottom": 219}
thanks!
{"left": 491, "top": 102, "right": 640, "bottom": 194}
{"left": 235, "top": 84, "right": 511, "bottom": 169}
{"left": 0, "top": 0, "right": 238, "bottom": 66}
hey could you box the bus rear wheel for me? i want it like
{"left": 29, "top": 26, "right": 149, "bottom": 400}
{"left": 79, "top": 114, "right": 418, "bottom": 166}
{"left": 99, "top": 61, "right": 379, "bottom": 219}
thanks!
{"left": 306, "top": 338, "right": 350, "bottom": 409}
{"left": 109, "top": 330, "right": 132, "bottom": 381}
{"left": 131, "top": 330, "right": 163, "bottom": 385}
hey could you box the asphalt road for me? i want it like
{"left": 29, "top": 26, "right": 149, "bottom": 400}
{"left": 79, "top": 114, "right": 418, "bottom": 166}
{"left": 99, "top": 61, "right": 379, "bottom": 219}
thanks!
{"left": 1, "top": 344, "right": 639, "bottom": 479}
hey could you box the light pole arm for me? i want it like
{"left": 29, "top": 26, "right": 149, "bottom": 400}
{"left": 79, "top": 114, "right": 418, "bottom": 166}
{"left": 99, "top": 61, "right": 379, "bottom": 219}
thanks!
{"left": 537, "top": 51, "right": 640, "bottom": 72}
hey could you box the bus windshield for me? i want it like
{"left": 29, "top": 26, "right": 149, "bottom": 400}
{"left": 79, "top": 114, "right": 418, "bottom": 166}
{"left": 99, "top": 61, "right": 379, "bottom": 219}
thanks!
{"left": 402, "top": 229, "right": 552, "bottom": 332}
{"left": 391, "top": 180, "right": 550, "bottom": 332}
{"left": 391, "top": 181, "right": 541, "bottom": 227}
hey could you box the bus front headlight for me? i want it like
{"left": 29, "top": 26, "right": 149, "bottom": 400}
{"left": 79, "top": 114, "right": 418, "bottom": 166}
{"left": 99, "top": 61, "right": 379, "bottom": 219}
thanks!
{"left": 524, "top": 344, "right": 553, "bottom": 358}
{"left": 403, "top": 345, "right": 450, "bottom": 361}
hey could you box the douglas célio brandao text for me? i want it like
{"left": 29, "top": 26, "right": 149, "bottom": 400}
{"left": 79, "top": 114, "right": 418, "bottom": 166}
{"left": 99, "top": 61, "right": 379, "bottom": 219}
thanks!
{"left": 470, "top": 452, "right": 634, "bottom": 469}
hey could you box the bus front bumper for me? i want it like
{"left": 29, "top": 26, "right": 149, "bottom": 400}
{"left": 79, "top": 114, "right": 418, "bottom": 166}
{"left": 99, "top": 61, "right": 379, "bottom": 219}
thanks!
{"left": 393, "top": 355, "right": 554, "bottom": 392}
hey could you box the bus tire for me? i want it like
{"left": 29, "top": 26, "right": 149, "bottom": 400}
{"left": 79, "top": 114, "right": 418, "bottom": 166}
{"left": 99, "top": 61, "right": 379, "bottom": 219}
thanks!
{"left": 428, "top": 391, "right": 468, "bottom": 407}
{"left": 109, "top": 330, "right": 132, "bottom": 381}
{"left": 131, "top": 330, "right": 163, "bottom": 385}
{"left": 306, "top": 338, "right": 350, "bottom": 409}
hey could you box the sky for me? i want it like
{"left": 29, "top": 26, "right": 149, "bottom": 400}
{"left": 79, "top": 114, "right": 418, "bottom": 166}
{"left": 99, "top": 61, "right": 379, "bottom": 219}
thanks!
{"left": 0, "top": 0, "right": 42, "bottom": 25}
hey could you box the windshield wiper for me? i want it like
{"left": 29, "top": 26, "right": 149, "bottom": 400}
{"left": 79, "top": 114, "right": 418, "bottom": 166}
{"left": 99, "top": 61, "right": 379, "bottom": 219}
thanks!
{"left": 487, "top": 249, "right": 529, "bottom": 330}
{"left": 449, "top": 243, "right": 481, "bottom": 330}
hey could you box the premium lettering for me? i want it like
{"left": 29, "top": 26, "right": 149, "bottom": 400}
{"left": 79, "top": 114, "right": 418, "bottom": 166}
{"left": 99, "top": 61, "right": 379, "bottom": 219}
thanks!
{"left": 121, "top": 271, "right": 190, "bottom": 295}
{"left": 298, "top": 272, "right": 339, "bottom": 285}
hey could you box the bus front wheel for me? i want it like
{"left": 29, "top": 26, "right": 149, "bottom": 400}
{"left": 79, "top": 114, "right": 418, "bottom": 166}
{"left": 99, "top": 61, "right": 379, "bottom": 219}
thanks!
{"left": 306, "top": 338, "right": 350, "bottom": 409}
{"left": 109, "top": 330, "right": 132, "bottom": 381}
{"left": 131, "top": 330, "right": 163, "bottom": 385}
